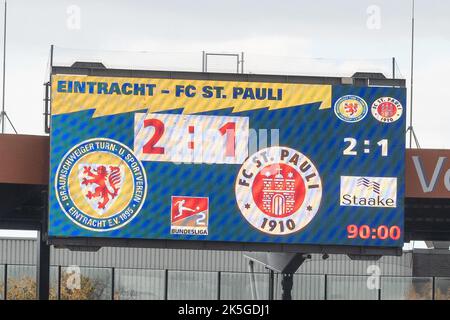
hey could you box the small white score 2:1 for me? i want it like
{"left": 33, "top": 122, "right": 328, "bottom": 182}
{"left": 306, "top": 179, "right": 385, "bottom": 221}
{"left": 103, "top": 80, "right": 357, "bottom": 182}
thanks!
{"left": 343, "top": 138, "right": 389, "bottom": 157}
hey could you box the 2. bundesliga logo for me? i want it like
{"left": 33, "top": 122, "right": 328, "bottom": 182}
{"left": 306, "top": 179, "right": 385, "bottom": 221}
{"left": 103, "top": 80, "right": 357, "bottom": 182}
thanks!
{"left": 55, "top": 138, "right": 147, "bottom": 232}
{"left": 170, "top": 196, "right": 209, "bottom": 235}
{"left": 235, "top": 147, "right": 322, "bottom": 236}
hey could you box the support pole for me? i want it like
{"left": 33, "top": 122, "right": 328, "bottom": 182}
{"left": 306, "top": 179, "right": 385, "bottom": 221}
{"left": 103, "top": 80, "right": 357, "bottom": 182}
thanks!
{"left": 217, "top": 271, "right": 221, "bottom": 300}
{"left": 378, "top": 281, "right": 382, "bottom": 300}
{"left": 43, "top": 81, "right": 50, "bottom": 134}
{"left": 164, "top": 269, "right": 168, "bottom": 300}
{"left": 37, "top": 189, "right": 50, "bottom": 300}
{"left": 111, "top": 267, "right": 115, "bottom": 300}
{"left": 245, "top": 252, "right": 309, "bottom": 301}
{"left": 50, "top": 44, "right": 53, "bottom": 70}
{"left": 409, "top": 0, "right": 415, "bottom": 148}
{"left": 3, "top": 264, "right": 7, "bottom": 300}
{"left": 36, "top": 229, "right": 50, "bottom": 300}
{"left": 268, "top": 270, "right": 274, "bottom": 300}
{"left": 236, "top": 55, "right": 240, "bottom": 73}
{"left": 201, "top": 51, "right": 205, "bottom": 72}
{"left": 392, "top": 57, "right": 395, "bottom": 79}
{"left": 248, "top": 260, "right": 258, "bottom": 300}
{"left": 0, "top": 1, "right": 16, "bottom": 134}
{"left": 432, "top": 277, "right": 435, "bottom": 300}
{"left": 0, "top": 110, "right": 16, "bottom": 133}
{"left": 44, "top": 45, "right": 53, "bottom": 134}
{"left": 1, "top": 1, "right": 7, "bottom": 134}
{"left": 57, "top": 265, "right": 61, "bottom": 300}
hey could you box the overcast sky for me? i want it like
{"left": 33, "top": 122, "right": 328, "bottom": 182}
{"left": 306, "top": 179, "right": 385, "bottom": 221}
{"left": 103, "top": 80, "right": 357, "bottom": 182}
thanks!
{"left": 0, "top": 0, "right": 448, "bottom": 148}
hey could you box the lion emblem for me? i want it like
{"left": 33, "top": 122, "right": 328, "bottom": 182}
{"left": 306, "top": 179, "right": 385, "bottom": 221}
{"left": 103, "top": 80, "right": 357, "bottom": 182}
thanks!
{"left": 80, "top": 164, "right": 123, "bottom": 212}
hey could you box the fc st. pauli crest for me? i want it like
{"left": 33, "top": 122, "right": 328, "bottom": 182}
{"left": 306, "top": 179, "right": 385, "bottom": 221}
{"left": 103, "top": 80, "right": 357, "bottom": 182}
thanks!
{"left": 235, "top": 146, "right": 322, "bottom": 236}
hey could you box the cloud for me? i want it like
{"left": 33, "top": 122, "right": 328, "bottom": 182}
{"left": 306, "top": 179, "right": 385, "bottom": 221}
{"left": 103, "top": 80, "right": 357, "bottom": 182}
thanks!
{"left": 0, "top": 0, "right": 448, "bottom": 150}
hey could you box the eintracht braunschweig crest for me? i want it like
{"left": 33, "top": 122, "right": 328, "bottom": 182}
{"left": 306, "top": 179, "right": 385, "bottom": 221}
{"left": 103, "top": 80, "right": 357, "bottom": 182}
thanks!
{"left": 78, "top": 164, "right": 125, "bottom": 213}
{"left": 55, "top": 138, "right": 147, "bottom": 232}
{"left": 235, "top": 147, "right": 322, "bottom": 235}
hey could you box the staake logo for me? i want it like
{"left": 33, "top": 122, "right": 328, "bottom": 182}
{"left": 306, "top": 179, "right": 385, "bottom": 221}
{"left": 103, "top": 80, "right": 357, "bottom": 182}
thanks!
{"left": 55, "top": 138, "right": 147, "bottom": 232}
{"left": 235, "top": 147, "right": 322, "bottom": 236}
{"left": 340, "top": 176, "right": 397, "bottom": 208}
{"left": 371, "top": 97, "right": 403, "bottom": 123}
{"left": 334, "top": 95, "right": 368, "bottom": 123}
{"left": 170, "top": 196, "right": 209, "bottom": 235}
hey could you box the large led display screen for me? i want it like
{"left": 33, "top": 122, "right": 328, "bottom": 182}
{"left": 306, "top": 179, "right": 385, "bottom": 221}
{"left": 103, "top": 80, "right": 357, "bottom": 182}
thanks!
{"left": 49, "top": 72, "right": 406, "bottom": 248}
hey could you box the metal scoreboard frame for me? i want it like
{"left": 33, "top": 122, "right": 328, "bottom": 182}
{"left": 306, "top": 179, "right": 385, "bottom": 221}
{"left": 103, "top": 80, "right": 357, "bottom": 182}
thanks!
{"left": 47, "top": 64, "right": 406, "bottom": 256}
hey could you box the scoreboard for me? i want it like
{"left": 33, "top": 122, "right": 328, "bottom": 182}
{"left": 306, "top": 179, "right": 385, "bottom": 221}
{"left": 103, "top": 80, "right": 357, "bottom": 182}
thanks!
{"left": 48, "top": 69, "right": 406, "bottom": 252}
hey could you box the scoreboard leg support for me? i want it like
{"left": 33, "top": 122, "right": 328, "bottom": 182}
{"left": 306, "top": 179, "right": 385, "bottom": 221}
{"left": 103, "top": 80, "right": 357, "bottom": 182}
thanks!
{"left": 37, "top": 229, "right": 50, "bottom": 300}
{"left": 37, "top": 189, "right": 50, "bottom": 300}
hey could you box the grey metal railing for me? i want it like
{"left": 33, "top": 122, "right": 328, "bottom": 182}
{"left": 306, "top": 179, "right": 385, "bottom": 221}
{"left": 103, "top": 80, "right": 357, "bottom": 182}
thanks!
{"left": 0, "top": 264, "right": 449, "bottom": 300}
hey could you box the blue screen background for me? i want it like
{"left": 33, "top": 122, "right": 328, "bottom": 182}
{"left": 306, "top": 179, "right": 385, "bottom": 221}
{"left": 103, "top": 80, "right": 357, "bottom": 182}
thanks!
{"left": 49, "top": 85, "right": 406, "bottom": 248}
